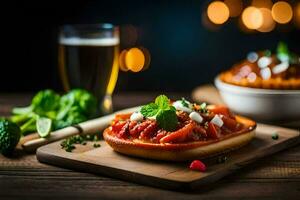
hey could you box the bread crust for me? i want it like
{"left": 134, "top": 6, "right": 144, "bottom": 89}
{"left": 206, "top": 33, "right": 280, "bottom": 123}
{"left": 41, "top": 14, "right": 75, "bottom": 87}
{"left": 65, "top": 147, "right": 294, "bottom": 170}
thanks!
{"left": 103, "top": 116, "right": 256, "bottom": 161}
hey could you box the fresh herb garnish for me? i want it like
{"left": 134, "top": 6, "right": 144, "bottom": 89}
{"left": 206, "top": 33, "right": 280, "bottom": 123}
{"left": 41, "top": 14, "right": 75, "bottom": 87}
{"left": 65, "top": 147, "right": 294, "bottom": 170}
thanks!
{"left": 60, "top": 134, "right": 100, "bottom": 152}
{"left": 141, "top": 95, "right": 178, "bottom": 131}
{"left": 199, "top": 103, "right": 208, "bottom": 113}
{"left": 181, "top": 98, "right": 189, "bottom": 108}
{"left": 217, "top": 155, "right": 228, "bottom": 163}
{"left": 277, "top": 42, "right": 299, "bottom": 64}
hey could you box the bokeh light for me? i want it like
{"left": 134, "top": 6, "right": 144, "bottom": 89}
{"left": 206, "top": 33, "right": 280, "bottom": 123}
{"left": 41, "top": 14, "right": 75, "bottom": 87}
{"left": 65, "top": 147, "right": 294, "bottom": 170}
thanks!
{"left": 139, "top": 47, "right": 151, "bottom": 71}
{"left": 271, "top": 1, "right": 293, "bottom": 24}
{"left": 119, "top": 47, "right": 151, "bottom": 73}
{"left": 257, "top": 8, "right": 276, "bottom": 32}
{"left": 119, "top": 50, "right": 129, "bottom": 72}
{"left": 294, "top": 2, "right": 300, "bottom": 28}
{"left": 251, "top": 0, "right": 273, "bottom": 9}
{"left": 242, "top": 6, "right": 263, "bottom": 29}
{"left": 125, "top": 48, "right": 145, "bottom": 73}
{"left": 224, "top": 0, "right": 243, "bottom": 17}
{"left": 207, "top": 1, "right": 230, "bottom": 24}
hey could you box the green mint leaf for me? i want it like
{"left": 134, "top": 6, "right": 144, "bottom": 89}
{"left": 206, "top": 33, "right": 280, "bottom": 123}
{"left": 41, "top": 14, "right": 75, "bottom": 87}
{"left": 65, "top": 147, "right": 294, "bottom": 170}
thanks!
{"left": 140, "top": 103, "right": 159, "bottom": 117}
{"left": 181, "top": 98, "right": 189, "bottom": 108}
{"left": 169, "top": 105, "right": 176, "bottom": 112}
{"left": 156, "top": 109, "right": 178, "bottom": 131}
{"left": 200, "top": 102, "right": 208, "bottom": 113}
{"left": 155, "top": 95, "right": 170, "bottom": 109}
{"left": 277, "top": 42, "right": 289, "bottom": 56}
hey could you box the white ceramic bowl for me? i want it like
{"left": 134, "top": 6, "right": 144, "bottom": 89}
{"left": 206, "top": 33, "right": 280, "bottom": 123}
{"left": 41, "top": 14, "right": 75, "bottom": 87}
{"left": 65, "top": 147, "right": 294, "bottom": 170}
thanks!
{"left": 215, "top": 76, "right": 300, "bottom": 123}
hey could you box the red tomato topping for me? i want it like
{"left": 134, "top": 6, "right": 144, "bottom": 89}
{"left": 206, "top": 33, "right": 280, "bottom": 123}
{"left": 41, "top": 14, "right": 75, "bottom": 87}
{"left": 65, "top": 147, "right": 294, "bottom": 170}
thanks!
{"left": 159, "top": 121, "right": 195, "bottom": 143}
{"left": 208, "top": 105, "right": 233, "bottom": 118}
{"left": 189, "top": 160, "right": 206, "bottom": 172}
{"left": 222, "top": 115, "right": 238, "bottom": 131}
{"left": 112, "top": 121, "right": 127, "bottom": 132}
{"left": 207, "top": 122, "right": 221, "bottom": 139}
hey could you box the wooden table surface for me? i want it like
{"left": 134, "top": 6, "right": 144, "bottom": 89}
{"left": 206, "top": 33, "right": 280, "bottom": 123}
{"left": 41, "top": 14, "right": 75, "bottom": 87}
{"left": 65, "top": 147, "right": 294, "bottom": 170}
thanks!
{"left": 0, "top": 93, "right": 299, "bottom": 200}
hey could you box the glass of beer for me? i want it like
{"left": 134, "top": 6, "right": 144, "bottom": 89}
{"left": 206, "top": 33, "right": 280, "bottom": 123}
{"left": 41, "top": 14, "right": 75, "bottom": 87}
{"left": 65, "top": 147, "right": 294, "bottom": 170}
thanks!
{"left": 58, "top": 24, "right": 119, "bottom": 115}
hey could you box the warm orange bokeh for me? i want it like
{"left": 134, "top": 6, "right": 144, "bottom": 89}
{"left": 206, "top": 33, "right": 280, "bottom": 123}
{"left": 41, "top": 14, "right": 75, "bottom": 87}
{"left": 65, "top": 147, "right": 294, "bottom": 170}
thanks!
{"left": 271, "top": 1, "right": 293, "bottom": 24}
{"left": 119, "top": 49, "right": 129, "bottom": 72}
{"left": 207, "top": 1, "right": 230, "bottom": 24}
{"left": 125, "top": 48, "right": 145, "bottom": 73}
{"left": 242, "top": 6, "right": 263, "bottom": 29}
{"left": 251, "top": 0, "right": 273, "bottom": 9}
{"left": 257, "top": 8, "right": 275, "bottom": 32}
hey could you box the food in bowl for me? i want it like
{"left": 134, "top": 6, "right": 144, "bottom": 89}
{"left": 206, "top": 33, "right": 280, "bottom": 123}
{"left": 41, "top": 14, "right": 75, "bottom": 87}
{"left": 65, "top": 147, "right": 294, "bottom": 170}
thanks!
{"left": 104, "top": 95, "right": 256, "bottom": 161}
{"left": 215, "top": 42, "right": 300, "bottom": 122}
{"left": 219, "top": 42, "right": 300, "bottom": 89}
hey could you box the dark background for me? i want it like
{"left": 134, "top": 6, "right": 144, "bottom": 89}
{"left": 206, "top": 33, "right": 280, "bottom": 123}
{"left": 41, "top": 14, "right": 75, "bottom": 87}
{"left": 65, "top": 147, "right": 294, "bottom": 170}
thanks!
{"left": 2, "top": 0, "right": 300, "bottom": 93}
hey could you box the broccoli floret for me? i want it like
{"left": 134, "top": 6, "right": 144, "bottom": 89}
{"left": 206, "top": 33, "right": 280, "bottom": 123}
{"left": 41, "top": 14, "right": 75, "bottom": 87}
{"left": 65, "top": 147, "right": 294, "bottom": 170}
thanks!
{"left": 0, "top": 120, "right": 21, "bottom": 155}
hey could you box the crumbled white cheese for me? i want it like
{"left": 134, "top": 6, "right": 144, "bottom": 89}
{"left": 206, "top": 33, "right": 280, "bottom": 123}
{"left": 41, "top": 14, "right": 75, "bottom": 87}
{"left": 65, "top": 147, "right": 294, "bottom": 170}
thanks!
{"left": 189, "top": 112, "right": 203, "bottom": 123}
{"left": 211, "top": 115, "right": 224, "bottom": 127}
{"left": 272, "top": 62, "right": 289, "bottom": 74}
{"left": 247, "top": 52, "right": 258, "bottom": 63}
{"left": 130, "top": 112, "right": 144, "bottom": 122}
{"left": 258, "top": 56, "right": 272, "bottom": 68}
{"left": 172, "top": 101, "right": 193, "bottom": 113}
{"left": 260, "top": 67, "right": 271, "bottom": 80}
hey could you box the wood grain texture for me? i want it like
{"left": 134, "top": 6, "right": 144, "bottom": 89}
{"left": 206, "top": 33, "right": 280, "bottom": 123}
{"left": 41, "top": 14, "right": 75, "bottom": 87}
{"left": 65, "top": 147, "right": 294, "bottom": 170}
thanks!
{"left": 1, "top": 93, "right": 300, "bottom": 199}
{"left": 36, "top": 124, "right": 300, "bottom": 190}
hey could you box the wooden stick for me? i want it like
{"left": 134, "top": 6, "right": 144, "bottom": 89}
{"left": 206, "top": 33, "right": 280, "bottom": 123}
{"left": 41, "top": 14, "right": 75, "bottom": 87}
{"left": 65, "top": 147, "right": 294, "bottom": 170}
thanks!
{"left": 22, "top": 106, "right": 140, "bottom": 152}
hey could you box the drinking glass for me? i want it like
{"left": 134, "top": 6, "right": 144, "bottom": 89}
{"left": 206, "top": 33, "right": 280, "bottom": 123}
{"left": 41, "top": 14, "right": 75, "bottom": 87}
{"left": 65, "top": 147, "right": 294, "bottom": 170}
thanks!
{"left": 58, "top": 24, "right": 119, "bottom": 115}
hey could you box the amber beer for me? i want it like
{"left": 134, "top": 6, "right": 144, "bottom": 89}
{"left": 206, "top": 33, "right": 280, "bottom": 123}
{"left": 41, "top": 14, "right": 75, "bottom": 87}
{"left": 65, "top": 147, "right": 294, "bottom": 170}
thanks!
{"left": 58, "top": 36, "right": 119, "bottom": 114}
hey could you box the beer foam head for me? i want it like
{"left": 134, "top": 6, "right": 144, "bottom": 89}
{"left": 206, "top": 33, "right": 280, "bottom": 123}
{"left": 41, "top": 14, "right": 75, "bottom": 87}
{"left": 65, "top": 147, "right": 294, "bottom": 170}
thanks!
{"left": 60, "top": 37, "right": 119, "bottom": 46}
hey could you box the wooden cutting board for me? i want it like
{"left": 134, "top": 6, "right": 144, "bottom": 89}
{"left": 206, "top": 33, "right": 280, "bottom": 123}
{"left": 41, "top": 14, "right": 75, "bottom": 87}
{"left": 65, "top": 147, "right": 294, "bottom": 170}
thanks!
{"left": 37, "top": 124, "right": 300, "bottom": 190}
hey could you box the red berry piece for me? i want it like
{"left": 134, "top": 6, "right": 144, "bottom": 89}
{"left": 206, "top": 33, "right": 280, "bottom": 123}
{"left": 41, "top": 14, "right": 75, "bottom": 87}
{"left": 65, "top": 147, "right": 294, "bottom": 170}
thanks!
{"left": 189, "top": 160, "right": 206, "bottom": 172}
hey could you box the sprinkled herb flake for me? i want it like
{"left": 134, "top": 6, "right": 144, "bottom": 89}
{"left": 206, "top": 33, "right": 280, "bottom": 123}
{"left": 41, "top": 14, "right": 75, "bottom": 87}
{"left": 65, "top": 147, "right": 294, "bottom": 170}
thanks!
{"left": 272, "top": 132, "right": 279, "bottom": 140}
{"left": 61, "top": 134, "right": 100, "bottom": 152}
{"left": 93, "top": 143, "right": 101, "bottom": 148}
{"left": 217, "top": 155, "right": 228, "bottom": 163}
{"left": 181, "top": 98, "right": 190, "bottom": 108}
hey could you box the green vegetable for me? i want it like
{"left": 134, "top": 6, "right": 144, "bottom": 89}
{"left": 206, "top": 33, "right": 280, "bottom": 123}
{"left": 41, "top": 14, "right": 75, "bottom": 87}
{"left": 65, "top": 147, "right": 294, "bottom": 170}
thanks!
{"left": 9, "top": 89, "right": 97, "bottom": 136}
{"left": 0, "top": 119, "right": 21, "bottom": 155}
{"left": 141, "top": 95, "right": 178, "bottom": 131}
{"left": 55, "top": 89, "right": 96, "bottom": 129}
